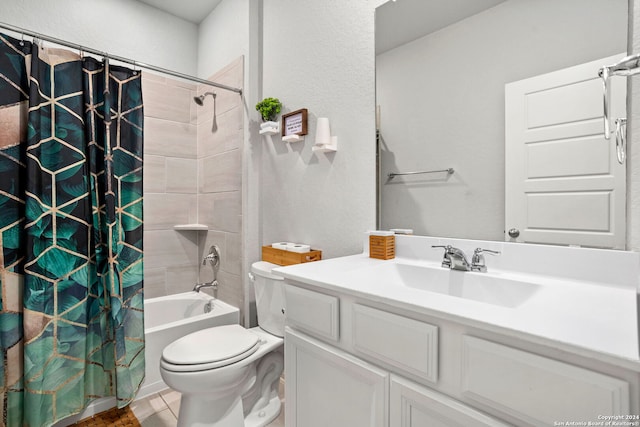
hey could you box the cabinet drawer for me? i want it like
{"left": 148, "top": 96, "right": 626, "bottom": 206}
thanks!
{"left": 284, "top": 285, "right": 339, "bottom": 342}
{"left": 353, "top": 304, "right": 438, "bottom": 383}
{"left": 461, "top": 336, "right": 630, "bottom": 426}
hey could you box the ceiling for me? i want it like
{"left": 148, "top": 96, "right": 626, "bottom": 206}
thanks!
{"left": 137, "top": 0, "right": 506, "bottom": 50}
{"left": 138, "top": 0, "right": 222, "bottom": 23}
{"left": 376, "top": 0, "right": 507, "bottom": 55}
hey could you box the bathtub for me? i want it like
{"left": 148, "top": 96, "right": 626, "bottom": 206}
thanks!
{"left": 138, "top": 291, "right": 240, "bottom": 398}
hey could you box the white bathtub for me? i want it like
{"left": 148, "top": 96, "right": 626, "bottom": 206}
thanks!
{"left": 138, "top": 291, "right": 240, "bottom": 398}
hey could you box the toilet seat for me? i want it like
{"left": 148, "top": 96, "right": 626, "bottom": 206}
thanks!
{"left": 161, "top": 325, "right": 261, "bottom": 372}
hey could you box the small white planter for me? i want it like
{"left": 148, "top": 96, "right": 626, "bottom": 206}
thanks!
{"left": 259, "top": 120, "right": 280, "bottom": 135}
{"left": 260, "top": 121, "right": 279, "bottom": 129}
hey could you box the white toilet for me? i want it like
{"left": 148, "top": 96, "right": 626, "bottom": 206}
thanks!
{"left": 160, "top": 261, "right": 285, "bottom": 427}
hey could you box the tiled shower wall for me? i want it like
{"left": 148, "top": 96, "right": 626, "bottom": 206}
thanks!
{"left": 142, "top": 57, "right": 245, "bottom": 320}
{"left": 143, "top": 73, "right": 199, "bottom": 298}
{"left": 197, "top": 57, "right": 245, "bottom": 319}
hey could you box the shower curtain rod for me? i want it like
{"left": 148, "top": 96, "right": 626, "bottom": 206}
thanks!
{"left": 0, "top": 21, "right": 243, "bottom": 96}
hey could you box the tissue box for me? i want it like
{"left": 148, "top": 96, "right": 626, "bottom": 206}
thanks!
{"left": 262, "top": 246, "right": 322, "bottom": 266}
{"left": 369, "top": 235, "right": 395, "bottom": 260}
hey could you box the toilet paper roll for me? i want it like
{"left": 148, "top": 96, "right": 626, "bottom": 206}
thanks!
{"left": 287, "top": 243, "right": 311, "bottom": 253}
{"left": 315, "top": 118, "right": 331, "bottom": 146}
{"left": 272, "top": 242, "right": 291, "bottom": 250}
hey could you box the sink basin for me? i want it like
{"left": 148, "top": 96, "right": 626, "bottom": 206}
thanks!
{"left": 348, "top": 263, "right": 540, "bottom": 308}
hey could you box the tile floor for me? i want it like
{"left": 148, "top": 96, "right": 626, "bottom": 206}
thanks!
{"left": 129, "top": 381, "right": 285, "bottom": 427}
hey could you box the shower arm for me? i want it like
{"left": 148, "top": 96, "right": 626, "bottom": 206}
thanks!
{"left": 599, "top": 53, "right": 640, "bottom": 141}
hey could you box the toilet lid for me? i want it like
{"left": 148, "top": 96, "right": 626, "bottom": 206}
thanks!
{"left": 162, "top": 324, "right": 260, "bottom": 366}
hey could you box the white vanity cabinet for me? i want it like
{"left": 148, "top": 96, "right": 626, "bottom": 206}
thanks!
{"left": 283, "top": 282, "right": 639, "bottom": 427}
{"left": 283, "top": 284, "right": 509, "bottom": 427}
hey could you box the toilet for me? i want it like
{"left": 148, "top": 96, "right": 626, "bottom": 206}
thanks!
{"left": 160, "top": 261, "right": 285, "bottom": 427}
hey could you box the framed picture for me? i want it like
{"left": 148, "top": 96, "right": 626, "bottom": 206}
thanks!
{"left": 281, "top": 108, "right": 308, "bottom": 137}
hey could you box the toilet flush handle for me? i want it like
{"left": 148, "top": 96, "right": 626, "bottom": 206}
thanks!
{"left": 248, "top": 272, "right": 255, "bottom": 282}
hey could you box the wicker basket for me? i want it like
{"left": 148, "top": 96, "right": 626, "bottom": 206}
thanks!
{"left": 262, "top": 246, "right": 322, "bottom": 266}
{"left": 369, "top": 235, "right": 395, "bottom": 260}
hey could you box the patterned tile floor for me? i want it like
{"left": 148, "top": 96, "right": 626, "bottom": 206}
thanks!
{"left": 129, "top": 381, "right": 285, "bottom": 427}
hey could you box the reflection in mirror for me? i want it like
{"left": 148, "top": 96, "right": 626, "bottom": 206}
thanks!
{"left": 376, "top": 0, "right": 628, "bottom": 248}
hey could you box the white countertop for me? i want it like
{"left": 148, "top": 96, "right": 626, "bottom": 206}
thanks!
{"left": 276, "top": 252, "right": 640, "bottom": 369}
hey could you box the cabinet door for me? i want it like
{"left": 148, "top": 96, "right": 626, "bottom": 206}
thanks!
{"left": 285, "top": 328, "right": 388, "bottom": 427}
{"left": 391, "top": 376, "right": 508, "bottom": 427}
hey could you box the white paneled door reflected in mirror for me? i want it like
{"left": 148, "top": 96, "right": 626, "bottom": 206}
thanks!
{"left": 376, "top": 0, "right": 628, "bottom": 249}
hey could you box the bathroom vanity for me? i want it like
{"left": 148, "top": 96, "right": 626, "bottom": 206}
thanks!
{"left": 276, "top": 235, "right": 640, "bottom": 427}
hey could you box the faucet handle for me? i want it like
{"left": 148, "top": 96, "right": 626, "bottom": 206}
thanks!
{"left": 471, "top": 248, "right": 500, "bottom": 272}
{"left": 431, "top": 245, "right": 452, "bottom": 268}
{"left": 473, "top": 247, "right": 500, "bottom": 256}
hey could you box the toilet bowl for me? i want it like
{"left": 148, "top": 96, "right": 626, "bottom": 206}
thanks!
{"left": 160, "top": 261, "right": 286, "bottom": 427}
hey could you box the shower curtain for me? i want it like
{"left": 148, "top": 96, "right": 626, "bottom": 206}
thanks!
{"left": 0, "top": 33, "right": 144, "bottom": 427}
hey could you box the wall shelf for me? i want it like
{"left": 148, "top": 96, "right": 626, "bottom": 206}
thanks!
{"left": 259, "top": 127, "right": 280, "bottom": 135}
{"left": 174, "top": 224, "right": 209, "bottom": 231}
{"left": 312, "top": 142, "right": 337, "bottom": 153}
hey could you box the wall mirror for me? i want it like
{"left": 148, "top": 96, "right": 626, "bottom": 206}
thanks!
{"left": 376, "top": 0, "right": 628, "bottom": 248}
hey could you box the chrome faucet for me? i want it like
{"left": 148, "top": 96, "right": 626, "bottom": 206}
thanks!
{"left": 432, "top": 245, "right": 471, "bottom": 271}
{"left": 432, "top": 245, "right": 500, "bottom": 272}
{"left": 194, "top": 280, "right": 218, "bottom": 293}
{"left": 194, "top": 245, "right": 221, "bottom": 294}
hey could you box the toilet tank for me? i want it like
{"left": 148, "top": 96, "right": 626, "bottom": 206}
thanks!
{"left": 250, "top": 261, "right": 285, "bottom": 337}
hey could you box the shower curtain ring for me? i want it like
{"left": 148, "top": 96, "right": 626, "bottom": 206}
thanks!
{"left": 19, "top": 33, "right": 24, "bottom": 46}
{"left": 133, "top": 60, "right": 138, "bottom": 75}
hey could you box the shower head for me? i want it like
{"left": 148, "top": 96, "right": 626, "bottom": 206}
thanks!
{"left": 193, "top": 91, "right": 216, "bottom": 106}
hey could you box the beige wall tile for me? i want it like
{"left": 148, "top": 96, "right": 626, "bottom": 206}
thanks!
{"left": 223, "top": 232, "right": 242, "bottom": 276}
{"left": 145, "top": 117, "right": 197, "bottom": 159}
{"left": 144, "top": 155, "right": 166, "bottom": 194}
{"left": 198, "top": 57, "right": 243, "bottom": 122}
{"left": 166, "top": 158, "right": 197, "bottom": 193}
{"left": 198, "top": 107, "right": 243, "bottom": 158}
{"left": 216, "top": 270, "right": 243, "bottom": 322}
{"left": 142, "top": 77, "right": 193, "bottom": 123}
{"left": 142, "top": 60, "right": 244, "bottom": 303}
{"left": 143, "top": 267, "right": 167, "bottom": 299}
{"left": 204, "top": 57, "right": 243, "bottom": 89}
{"left": 141, "top": 71, "right": 165, "bottom": 84}
{"left": 166, "top": 265, "right": 199, "bottom": 294}
{"left": 144, "top": 193, "right": 197, "bottom": 230}
{"left": 144, "top": 230, "right": 198, "bottom": 270}
{"left": 198, "top": 192, "right": 242, "bottom": 233}
{"left": 199, "top": 149, "right": 242, "bottom": 194}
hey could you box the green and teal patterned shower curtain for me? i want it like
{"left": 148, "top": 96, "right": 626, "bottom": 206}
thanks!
{"left": 0, "top": 33, "right": 144, "bottom": 427}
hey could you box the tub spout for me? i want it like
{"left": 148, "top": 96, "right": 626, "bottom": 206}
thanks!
{"left": 194, "top": 280, "right": 218, "bottom": 293}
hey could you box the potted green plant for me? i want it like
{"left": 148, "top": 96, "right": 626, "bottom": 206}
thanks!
{"left": 256, "top": 97, "right": 282, "bottom": 131}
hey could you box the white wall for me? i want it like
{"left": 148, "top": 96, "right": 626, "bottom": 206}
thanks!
{"left": 0, "top": 0, "right": 198, "bottom": 75}
{"left": 260, "top": 0, "right": 384, "bottom": 259}
{"left": 197, "top": 0, "right": 249, "bottom": 79}
{"left": 377, "top": 0, "right": 627, "bottom": 241}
